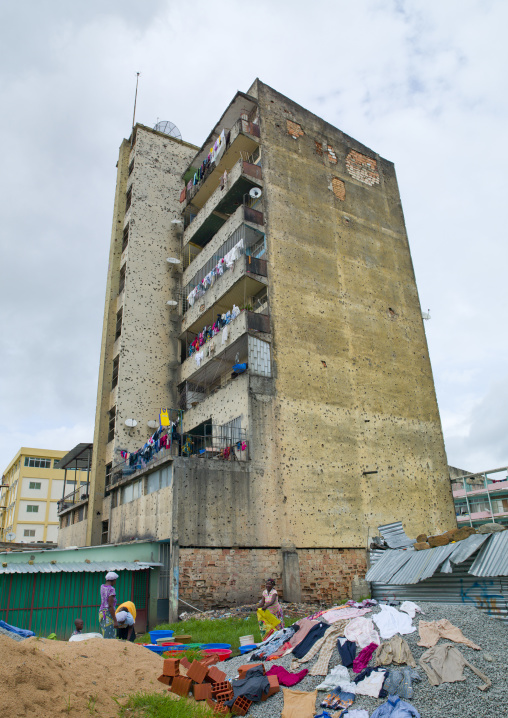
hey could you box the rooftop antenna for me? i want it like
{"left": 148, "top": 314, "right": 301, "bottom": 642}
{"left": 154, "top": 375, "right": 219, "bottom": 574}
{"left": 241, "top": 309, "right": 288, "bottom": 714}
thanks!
{"left": 132, "top": 72, "right": 141, "bottom": 130}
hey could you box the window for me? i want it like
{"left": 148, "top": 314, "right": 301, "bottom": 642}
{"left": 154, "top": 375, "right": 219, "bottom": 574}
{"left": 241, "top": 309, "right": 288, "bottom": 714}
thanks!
{"left": 118, "top": 264, "right": 126, "bottom": 294}
{"left": 101, "top": 520, "right": 109, "bottom": 545}
{"left": 122, "top": 224, "right": 129, "bottom": 252}
{"left": 27, "top": 505, "right": 39, "bottom": 513}
{"left": 125, "top": 187, "right": 132, "bottom": 212}
{"left": 128, "top": 160, "right": 134, "bottom": 176}
{"left": 24, "top": 457, "right": 51, "bottom": 468}
{"left": 29, "top": 481, "right": 41, "bottom": 490}
{"left": 121, "top": 479, "right": 141, "bottom": 504}
{"left": 146, "top": 466, "right": 172, "bottom": 495}
{"left": 112, "top": 355, "right": 119, "bottom": 389}
{"left": 115, "top": 308, "right": 123, "bottom": 340}
{"left": 105, "top": 462, "right": 113, "bottom": 488}
{"left": 107, "top": 407, "right": 116, "bottom": 443}
{"left": 24, "top": 529, "right": 36, "bottom": 537}
{"left": 53, "top": 459, "right": 61, "bottom": 468}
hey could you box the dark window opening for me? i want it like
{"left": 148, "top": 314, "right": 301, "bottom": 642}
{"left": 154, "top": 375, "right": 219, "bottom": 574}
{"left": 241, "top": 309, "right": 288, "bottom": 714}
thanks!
{"left": 112, "top": 356, "right": 119, "bottom": 389}
{"left": 105, "top": 462, "right": 113, "bottom": 488}
{"left": 118, "top": 264, "right": 126, "bottom": 295}
{"left": 128, "top": 160, "right": 134, "bottom": 176}
{"left": 107, "top": 407, "right": 116, "bottom": 443}
{"left": 122, "top": 224, "right": 129, "bottom": 252}
{"left": 125, "top": 187, "right": 132, "bottom": 212}
{"left": 101, "top": 521, "right": 109, "bottom": 545}
{"left": 115, "top": 308, "right": 123, "bottom": 340}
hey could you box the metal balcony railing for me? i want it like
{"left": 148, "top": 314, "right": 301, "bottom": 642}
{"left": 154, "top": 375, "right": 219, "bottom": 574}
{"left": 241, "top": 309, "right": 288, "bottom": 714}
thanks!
{"left": 57, "top": 484, "right": 89, "bottom": 514}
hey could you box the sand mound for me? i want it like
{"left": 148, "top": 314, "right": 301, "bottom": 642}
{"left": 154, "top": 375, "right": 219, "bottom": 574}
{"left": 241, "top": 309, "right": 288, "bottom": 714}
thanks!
{"left": 0, "top": 635, "right": 170, "bottom": 718}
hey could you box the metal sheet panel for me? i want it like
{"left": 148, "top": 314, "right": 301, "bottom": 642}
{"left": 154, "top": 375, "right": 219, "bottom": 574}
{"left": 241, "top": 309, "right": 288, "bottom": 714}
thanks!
{"left": 365, "top": 549, "right": 414, "bottom": 583}
{"left": 0, "top": 561, "right": 161, "bottom": 575}
{"left": 441, "top": 534, "right": 491, "bottom": 573}
{"left": 470, "top": 530, "right": 508, "bottom": 576}
{"left": 389, "top": 544, "right": 455, "bottom": 585}
{"left": 377, "top": 521, "right": 415, "bottom": 549}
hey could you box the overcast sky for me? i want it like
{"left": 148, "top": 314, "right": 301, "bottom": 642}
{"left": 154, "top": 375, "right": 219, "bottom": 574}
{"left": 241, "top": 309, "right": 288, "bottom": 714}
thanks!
{"left": 0, "top": 0, "right": 507, "bottom": 475}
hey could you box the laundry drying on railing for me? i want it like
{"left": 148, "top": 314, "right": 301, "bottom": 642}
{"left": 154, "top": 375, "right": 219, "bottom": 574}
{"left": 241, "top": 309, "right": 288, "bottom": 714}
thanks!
{"left": 181, "top": 130, "right": 227, "bottom": 203}
{"left": 188, "top": 304, "right": 241, "bottom": 362}
{"left": 187, "top": 239, "right": 244, "bottom": 307}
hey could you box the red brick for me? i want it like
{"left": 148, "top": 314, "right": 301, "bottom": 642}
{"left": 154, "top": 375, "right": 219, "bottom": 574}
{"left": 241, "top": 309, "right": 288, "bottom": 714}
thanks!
{"left": 211, "top": 681, "right": 232, "bottom": 698}
{"left": 187, "top": 660, "right": 208, "bottom": 684}
{"left": 157, "top": 674, "right": 172, "bottom": 686}
{"left": 162, "top": 658, "right": 180, "bottom": 677}
{"left": 193, "top": 682, "right": 212, "bottom": 701}
{"left": 170, "top": 676, "right": 192, "bottom": 697}
{"left": 238, "top": 663, "right": 264, "bottom": 679}
{"left": 206, "top": 666, "right": 227, "bottom": 683}
{"left": 232, "top": 696, "right": 252, "bottom": 715}
{"left": 261, "top": 674, "right": 280, "bottom": 700}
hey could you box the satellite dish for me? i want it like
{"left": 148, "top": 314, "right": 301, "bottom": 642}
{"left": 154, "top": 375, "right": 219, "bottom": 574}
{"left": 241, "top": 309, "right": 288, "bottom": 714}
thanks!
{"left": 124, "top": 418, "right": 137, "bottom": 428}
{"left": 249, "top": 187, "right": 262, "bottom": 199}
{"left": 6, "top": 532, "right": 15, "bottom": 541}
{"left": 166, "top": 257, "right": 181, "bottom": 265}
{"left": 167, "top": 300, "right": 178, "bottom": 307}
{"left": 153, "top": 121, "right": 182, "bottom": 140}
{"left": 147, "top": 420, "right": 158, "bottom": 429}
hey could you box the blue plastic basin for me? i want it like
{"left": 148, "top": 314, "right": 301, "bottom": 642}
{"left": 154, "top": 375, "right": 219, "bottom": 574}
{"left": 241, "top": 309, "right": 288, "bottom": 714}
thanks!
{"left": 149, "top": 630, "right": 174, "bottom": 643}
{"left": 202, "top": 643, "right": 231, "bottom": 650}
{"left": 144, "top": 644, "right": 166, "bottom": 654}
{"left": 239, "top": 644, "right": 257, "bottom": 654}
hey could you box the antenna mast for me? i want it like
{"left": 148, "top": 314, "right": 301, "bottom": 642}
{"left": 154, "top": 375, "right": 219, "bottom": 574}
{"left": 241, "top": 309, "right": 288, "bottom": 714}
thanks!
{"left": 132, "top": 72, "right": 141, "bottom": 129}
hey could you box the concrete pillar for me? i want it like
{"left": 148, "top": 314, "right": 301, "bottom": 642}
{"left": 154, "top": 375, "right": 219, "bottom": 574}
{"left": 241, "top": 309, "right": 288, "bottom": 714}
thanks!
{"left": 169, "top": 540, "right": 180, "bottom": 622}
{"left": 282, "top": 544, "right": 301, "bottom": 602}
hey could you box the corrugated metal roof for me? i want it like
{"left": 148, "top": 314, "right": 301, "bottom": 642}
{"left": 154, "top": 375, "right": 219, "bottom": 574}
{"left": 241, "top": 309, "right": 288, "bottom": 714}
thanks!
{"left": 377, "top": 521, "right": 415, "bottom": 549}
{"left": 441, "top": 534, "right": 490, "bottom": 573}
{"left": 365, "top": 548, "right": 414, "bottom": 583}
{"left": 470, "top": 530, "right": 508, "bottom": 576}
{"left": 388, "top": 543, "right": 455, "bottom": 585}
{"left": 0, "top": 560, "right": 162, "bottom": 575}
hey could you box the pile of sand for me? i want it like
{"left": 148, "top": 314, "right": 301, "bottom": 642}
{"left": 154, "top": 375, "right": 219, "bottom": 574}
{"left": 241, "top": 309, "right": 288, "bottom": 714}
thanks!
{"left": 0, "top": 635, "right": 171, "bottom": 718}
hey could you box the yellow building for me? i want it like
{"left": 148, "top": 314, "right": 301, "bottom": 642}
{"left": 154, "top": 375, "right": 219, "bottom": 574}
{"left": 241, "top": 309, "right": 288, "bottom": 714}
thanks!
{"left": 1, "top": 448, "right": 68, "bottom": 544}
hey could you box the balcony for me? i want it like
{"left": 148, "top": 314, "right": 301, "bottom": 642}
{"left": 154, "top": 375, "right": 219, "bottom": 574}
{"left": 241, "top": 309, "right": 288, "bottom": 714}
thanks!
{"left": 182, "top": 203, "right": 264, "bottom": 277}
{"left": 57, "top": 484, "right": 89, "bottom": 515}
{"left": 183, "top": 159, "right": 263, "bottom": 250}
{"left": 178, "top": 310, "right": 271, "bottom": 388}
{"left": 181, "top": 255, "right": 268, "bottom": 336}
{"left": 183, "top": 118, "right": 260, "bottom": 211}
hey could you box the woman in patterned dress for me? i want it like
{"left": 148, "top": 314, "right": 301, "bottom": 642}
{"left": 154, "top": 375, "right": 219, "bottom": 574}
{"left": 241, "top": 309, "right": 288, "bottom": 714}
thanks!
{"left": 99, "top": 571, "right": 119, "bottom": 638}
{"left": 257, "top": 578, "right": 284, "bottom": 629}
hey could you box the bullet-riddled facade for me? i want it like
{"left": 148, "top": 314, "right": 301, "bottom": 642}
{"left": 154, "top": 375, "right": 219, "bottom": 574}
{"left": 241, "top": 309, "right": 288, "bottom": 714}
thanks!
{"left": 71, "top": 80, "right": 456, "bottom": 608}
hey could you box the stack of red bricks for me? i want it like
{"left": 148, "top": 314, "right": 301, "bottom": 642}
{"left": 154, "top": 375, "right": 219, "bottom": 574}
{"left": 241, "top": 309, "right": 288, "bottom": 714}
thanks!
{"left": 158, "top": 657, "right": 280, "bottom": 715}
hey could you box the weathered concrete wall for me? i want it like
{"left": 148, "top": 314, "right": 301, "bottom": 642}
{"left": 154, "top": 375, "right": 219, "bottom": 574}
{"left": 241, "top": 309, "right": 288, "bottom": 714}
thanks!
{"left": 57, "top": 520, "right": 87, "bottom": 548}
{"left": 181, "top": 372, "right": 250, "bottom": 432}
{"left": 251, "top": 80, "right": 456, "bottom": 546}
{"left": 87, "top": 127, "right": 197, "bottom": 545}
{"left": 178, "top": 546, "right": 367, "bottom": 608}
{"left": 109, "top": 483, "right": 173, "bottom": 544}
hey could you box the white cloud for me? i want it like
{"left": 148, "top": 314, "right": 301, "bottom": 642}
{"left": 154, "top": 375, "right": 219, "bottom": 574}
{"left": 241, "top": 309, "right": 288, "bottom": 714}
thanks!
{"left": 0, "top": 0, "right": 507, "bottom": 473}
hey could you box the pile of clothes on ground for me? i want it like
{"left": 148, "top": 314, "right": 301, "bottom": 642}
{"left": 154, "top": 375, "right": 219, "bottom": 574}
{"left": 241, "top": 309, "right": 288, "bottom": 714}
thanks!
{"left": 244, "top": 599, "right": 491, "bottom": 717}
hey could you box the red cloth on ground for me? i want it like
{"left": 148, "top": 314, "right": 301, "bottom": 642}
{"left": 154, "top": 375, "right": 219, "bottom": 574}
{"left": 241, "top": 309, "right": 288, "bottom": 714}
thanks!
{"left": 266, "top": 665, "right": 309, "bottom": 687}
{"left": 353, "top": 642, "right": 378, "bottom": 673}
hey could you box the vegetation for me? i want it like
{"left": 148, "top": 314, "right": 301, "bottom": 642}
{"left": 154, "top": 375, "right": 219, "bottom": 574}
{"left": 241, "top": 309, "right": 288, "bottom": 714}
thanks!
{"left": 118, "top": 693, "right": 215, "bottom": 718}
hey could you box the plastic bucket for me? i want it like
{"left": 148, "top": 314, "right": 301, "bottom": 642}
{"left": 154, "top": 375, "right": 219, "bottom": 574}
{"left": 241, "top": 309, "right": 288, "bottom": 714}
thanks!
{"left": 160, "top": 644, "right": 187, "bottom": 651}
{"left": 203, "top": 648, "right": 232, "bottom": 660}
{"left": 144, "top": 644, "right": 167, "bottom": 654}
{"left": 201, "top": 643, "right": 232, "bottom": 650}
{"left": 149, "top": 630, "right": 174, "bottom": 643}
{"left": 239, "top": 645, "right": 257, "bottom": 654}
{"left": 172, "top": 634, "right": 192, "bottom": 643}
{"left": 239, "top": 635, "right": 254, "bottom": 645}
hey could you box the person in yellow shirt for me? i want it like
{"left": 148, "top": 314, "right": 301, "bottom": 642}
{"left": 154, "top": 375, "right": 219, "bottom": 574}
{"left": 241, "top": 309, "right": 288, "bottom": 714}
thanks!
{"left": 115, "top": 601, "right": 137, "bottom": 642}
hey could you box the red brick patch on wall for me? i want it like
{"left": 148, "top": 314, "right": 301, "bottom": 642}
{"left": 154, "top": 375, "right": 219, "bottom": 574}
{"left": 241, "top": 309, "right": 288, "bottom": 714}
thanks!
{"left": 345, "top": 150, "right": 380, "bottom": 186}
{"left": 287, "top": 120, "right": 304, "bottom": 138}
{"left": 331, "top": 177, "right": 346, "bottom": 200}
{"left": 179, "top": 547, "right": 367, "bottom": 608}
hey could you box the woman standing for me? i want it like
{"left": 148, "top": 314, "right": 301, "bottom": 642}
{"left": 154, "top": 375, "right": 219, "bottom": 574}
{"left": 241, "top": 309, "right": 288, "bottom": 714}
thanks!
{"left": 99, "top": 571, "right": 119, "bottom": 638}
{"left": 257, "top": 578, "right": 284, "bottom": 631}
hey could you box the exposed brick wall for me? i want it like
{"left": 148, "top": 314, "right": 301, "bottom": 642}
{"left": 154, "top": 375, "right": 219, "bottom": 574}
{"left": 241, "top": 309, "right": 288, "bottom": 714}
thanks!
{"left": 286, "top": 120, "right": 304, "bottom": 138}
{"left": 345, "top": 150, "right": 380, "bottom": 186}
{"left": 299, "top": 548, "right": 367, "bottom": 604}
{"left": 179, "top": 547, "right": 367, "bottom": 609}
{"left": 331, "top": 177, "right": 346, "bottom": 200}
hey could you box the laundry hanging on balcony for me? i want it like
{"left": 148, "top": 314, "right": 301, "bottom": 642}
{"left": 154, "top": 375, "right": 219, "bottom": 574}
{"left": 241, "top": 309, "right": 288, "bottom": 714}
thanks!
{"left": 188, "top": 305, "right": 241, "bottom": 357}
{"left": 187, "top": 239, "right": 244, "bottom": 307}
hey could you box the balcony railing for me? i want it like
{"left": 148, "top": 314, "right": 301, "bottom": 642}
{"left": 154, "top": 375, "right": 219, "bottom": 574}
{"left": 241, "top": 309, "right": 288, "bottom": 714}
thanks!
{"left": 183, "top": 119, "right": 260, "bottom": 206}
{"left": 109, "top": 427, "right": 250, "bottom": 485}
{"left": 57, "top": 484, "right": 89, "bottom": 514}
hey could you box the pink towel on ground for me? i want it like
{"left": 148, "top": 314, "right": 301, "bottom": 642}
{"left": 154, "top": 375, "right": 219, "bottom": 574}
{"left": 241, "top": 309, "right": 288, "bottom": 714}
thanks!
{"left": 353, "top": 642, "right": 379, "bottom": 673}
{"left": 266, "top": 665, "right": 309, "bottom": 686}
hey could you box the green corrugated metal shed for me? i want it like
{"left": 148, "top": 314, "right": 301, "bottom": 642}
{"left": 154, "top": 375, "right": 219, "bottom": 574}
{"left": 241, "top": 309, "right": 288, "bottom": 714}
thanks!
{"left": 0, "top": 541, "right": 162, "bottom": 639}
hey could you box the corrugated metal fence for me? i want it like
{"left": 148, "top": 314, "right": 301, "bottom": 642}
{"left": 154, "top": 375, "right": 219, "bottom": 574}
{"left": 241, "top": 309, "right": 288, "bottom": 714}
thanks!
{"left": 0, "top": 569, "right": 150, "bottom": 639}
{"left": 370, "top": 552, "right": 508, "bottom": 622}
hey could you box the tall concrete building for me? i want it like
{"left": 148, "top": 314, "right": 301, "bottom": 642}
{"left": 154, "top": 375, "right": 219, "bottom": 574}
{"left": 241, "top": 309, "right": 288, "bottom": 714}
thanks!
{"left": 61, "top": 80, "right": 456, "bottom": 611}
{"left": 1, "top": 448, "right": 68, "bottom": 543}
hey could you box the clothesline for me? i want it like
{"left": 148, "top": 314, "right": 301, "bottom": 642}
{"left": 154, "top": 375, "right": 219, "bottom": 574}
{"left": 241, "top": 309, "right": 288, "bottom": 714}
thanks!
{"left": 188, "top": 304, "right": 241, "bottom": 363}
{"left": 187, "top": 239, "right": 244, "bottom": 307}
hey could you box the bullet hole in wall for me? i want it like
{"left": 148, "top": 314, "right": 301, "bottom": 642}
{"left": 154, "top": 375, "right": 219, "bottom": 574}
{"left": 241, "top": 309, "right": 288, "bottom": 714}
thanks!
{"left": 388, "top": 308, "right": 399, "bottom": 319}
{"left": 321, "top": 361, "right": 327, "bottom": 368}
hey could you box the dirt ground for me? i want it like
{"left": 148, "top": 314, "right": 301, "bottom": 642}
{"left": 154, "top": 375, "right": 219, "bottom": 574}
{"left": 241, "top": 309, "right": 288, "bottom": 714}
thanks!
{"left": 0, "top": 635, "right": 169, "bottom": 718}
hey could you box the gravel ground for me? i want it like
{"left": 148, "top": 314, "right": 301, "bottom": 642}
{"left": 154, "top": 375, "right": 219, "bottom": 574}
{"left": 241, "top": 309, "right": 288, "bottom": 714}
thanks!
{"left": 215, "top": 603, "right": 507, "bottom": 718}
